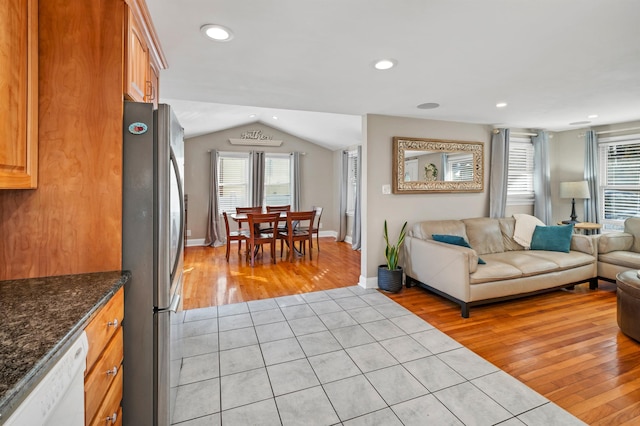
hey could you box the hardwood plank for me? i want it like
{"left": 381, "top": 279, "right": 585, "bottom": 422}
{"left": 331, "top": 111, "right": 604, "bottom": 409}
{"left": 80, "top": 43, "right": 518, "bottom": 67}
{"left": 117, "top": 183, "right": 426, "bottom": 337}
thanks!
{"left": 183, "top": 244, "right": 640, "bottom": 425}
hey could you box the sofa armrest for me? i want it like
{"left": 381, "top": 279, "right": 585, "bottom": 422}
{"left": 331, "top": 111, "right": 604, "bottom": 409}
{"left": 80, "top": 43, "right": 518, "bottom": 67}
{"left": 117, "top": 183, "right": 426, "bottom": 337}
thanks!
{"left": 402, "top": 236, "right": 476, "bottom": 302}
{"left": 570, "top": 234, "right": 597, "bottom": 255}
{"left": 598, "top": 232, "right": 634, "bottom": 254}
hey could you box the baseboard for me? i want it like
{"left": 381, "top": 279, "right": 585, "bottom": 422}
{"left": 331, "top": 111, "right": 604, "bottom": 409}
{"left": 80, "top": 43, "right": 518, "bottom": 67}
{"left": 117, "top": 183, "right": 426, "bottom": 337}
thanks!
{"left": 186, "top": 238, "right": 206, "bottom": 247}
{"left": 360, "top": 274, "right": 379, "bottom": 289}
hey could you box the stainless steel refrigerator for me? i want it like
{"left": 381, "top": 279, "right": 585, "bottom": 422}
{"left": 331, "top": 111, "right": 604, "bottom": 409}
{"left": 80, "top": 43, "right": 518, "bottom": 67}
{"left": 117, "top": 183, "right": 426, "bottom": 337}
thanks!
{"left": 122, "top": 101, "right": 185, "bottom": 426}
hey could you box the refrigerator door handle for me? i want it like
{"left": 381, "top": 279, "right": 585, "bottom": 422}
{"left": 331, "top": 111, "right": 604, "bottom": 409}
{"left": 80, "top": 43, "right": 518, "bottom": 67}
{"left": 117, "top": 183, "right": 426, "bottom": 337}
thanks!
{"left": 157, "top": 294, "right": 181, "bottom": 313}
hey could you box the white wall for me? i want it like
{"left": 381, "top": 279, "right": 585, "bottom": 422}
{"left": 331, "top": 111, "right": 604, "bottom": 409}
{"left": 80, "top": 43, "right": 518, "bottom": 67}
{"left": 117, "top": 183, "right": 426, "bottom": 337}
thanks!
{"left": 549, "top": 129, "right": 586, "bottom": 225}
{"left": 184, "top": 123, "right": 337, "bottom": 242}
{"left": 361, "top": 114, "right": 492, "bottom": 286}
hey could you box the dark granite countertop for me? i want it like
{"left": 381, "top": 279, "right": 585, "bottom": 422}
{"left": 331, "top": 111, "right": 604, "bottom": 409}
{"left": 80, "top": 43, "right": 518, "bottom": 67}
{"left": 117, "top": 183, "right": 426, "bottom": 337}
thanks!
{"left": 0, "top": 271, "right": 130, "bottom": 421}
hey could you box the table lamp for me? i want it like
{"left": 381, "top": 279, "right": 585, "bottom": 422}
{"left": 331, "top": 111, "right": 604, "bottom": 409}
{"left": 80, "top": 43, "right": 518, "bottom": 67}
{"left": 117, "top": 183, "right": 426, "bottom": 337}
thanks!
{"left": 560, "top": 181, "right": 590, "bottom": 224}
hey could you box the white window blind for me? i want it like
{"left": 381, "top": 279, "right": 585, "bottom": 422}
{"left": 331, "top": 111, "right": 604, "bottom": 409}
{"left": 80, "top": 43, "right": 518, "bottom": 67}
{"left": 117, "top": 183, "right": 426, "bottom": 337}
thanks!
{"left": 598, "top": 138, "right": 640, "bottom": 231}
{"left": 218, "top": 153, "right": 249, "bottom": 213}
{"left": 346, "top": 151, "right": 358, "bottom": 214}
{"left": 444, "top": 153, "right": 473, "bottom": 181}
{"left": 264, "top": 154, "right": 292, "bottom": 206}
{"left": 507, "top": 138, "right": 534, "bottom": 205}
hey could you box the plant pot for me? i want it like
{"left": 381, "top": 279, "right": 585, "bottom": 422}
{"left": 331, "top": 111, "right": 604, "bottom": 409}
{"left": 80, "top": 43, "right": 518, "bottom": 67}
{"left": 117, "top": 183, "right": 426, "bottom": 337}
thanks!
{"left": 378, "top": 265, "right": 403, "bottom": 293}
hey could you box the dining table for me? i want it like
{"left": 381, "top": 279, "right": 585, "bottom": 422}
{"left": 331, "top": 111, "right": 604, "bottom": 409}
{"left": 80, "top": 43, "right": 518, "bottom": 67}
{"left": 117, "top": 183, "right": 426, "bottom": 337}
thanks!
{"left": 229, "top": 211, "right": 304, "bottom": 259}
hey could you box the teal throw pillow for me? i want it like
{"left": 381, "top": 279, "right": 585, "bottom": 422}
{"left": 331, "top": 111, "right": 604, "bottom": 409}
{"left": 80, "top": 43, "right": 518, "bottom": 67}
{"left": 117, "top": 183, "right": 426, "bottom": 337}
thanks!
{"left": 432, "top": 234, "right": 486, "bottom": 264}
{"left": 529, "top": 224, "right": 574, "bottom": 253}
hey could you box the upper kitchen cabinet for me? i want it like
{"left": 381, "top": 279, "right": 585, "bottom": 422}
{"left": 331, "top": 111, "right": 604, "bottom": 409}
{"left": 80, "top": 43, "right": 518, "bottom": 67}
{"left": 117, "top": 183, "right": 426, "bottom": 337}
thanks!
{"left": 0, "top": 0, "right": 38, "bottom": 189}
{"left": 125, "top": 0, "right": 166, "bottom": 105}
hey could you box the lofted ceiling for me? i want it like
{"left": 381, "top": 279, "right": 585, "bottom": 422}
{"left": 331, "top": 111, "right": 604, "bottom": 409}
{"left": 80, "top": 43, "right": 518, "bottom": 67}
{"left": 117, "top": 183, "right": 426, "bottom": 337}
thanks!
{"left": 147, "top": 0, "right": 640, "bottom": 150}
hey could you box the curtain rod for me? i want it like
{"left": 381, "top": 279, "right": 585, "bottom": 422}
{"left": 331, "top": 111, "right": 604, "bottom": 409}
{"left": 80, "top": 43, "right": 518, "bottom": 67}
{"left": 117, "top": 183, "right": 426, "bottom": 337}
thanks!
{"left": 492, "top": 129, "right": 538, "bottom": 137}
{"left": 596, "top": 126, "right": 640, "bottom": 136}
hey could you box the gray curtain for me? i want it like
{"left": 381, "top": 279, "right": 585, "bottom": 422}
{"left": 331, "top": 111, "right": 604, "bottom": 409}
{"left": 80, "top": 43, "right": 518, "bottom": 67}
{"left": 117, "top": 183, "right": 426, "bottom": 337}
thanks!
{"left": 352, "top": 146, "right": 362, "bottom": 250}
{"left": 584, "top": 130, "right": 600, "bottom": 229}
{"left": 250, "top": 151, "right": 265, "bottom": 207}
{"left": 532, "top": 131, "right": 552, "bottom": 224}
{"left": 204, "top": 151, "right": 224, "bottom": 247}
{"left": 337, "top": 150, "right": 349, "bottom": 242}
{"left": 489, "top": 129, "right": 510, "bottom": 218}
{"left": 292, "top": 152, "right": 301, "bottom": 211}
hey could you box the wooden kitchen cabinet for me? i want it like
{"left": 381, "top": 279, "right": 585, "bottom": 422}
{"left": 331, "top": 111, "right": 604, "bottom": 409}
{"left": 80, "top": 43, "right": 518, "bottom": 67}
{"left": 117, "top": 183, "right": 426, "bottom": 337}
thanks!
{"left": 124, "top": 1, "right": 165, "bottom": 105}
{"left": 0, "top": 0, "right": 38, "bottom": 189}
{"left": 85, "top": 287, "right": 124, "bottom": 425}
{"left": 125, "top": 7, "right": 149, "bottom": 103}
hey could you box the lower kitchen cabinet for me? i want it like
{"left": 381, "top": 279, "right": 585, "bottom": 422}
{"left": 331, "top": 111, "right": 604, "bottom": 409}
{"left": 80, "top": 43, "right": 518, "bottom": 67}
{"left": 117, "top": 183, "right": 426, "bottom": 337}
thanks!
{"left": 85, "top": 287, "right": 124, "bottom": 425}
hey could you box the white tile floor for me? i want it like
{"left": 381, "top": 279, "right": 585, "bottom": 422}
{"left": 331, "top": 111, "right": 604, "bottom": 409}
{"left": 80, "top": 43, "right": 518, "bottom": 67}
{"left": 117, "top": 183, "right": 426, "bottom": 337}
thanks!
{"left": 170, "top": 286, "right": 586, "bottom": 426}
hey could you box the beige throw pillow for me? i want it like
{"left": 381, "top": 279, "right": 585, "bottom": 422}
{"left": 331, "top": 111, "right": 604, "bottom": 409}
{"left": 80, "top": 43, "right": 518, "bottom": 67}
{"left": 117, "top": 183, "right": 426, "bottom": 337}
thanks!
{"left": 513, "top": 213, "right": 545, "bottom": 249}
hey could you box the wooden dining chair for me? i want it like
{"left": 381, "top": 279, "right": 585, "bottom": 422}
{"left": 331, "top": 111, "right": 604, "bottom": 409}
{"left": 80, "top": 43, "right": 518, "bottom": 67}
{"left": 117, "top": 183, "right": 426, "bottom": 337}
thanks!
{"left": 298, "top": 206, "right": 323, "bottom": 252}
{"left": 222, "top": 212, "right": 249, "bottom": 262}
{"left": 246, "top": 212, "right": 281, "bottom": 266}
{"left": 235, "top": 206, "right": 262, "bottom": 251}
{"left": 264, "top": 205, "right": 291, "bottom": 234}
{"left": 277, "top": 210, "right": 316, "bottom": 262}
{"left": 266, "top": 205, "right": 291, "bottom": 213}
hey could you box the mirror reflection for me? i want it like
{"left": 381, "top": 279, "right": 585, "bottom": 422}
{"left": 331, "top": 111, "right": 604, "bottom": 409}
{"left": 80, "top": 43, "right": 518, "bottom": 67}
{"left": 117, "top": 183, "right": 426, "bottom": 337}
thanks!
{"left": 393, "top": 137, "right": 484, "bottom": 193}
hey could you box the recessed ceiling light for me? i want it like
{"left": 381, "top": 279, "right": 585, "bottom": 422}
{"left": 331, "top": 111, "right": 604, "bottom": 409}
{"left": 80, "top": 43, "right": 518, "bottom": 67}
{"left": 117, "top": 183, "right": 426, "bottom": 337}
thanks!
{"left": 200, "top": 24, "right": 234, "bottom": 41}
{"left": 249, "top": 114, "right": 257, "bottom": 118}
{"left": 569, "top": 121, "right": 591, "bottom": 125}
{"left": 272, "top": 116, "right": 278, "bottom": 120}
{"left": 417, "top": 103, "right": 440, "bottom": 110}
{"left": 496, "top": 102, "right": 508, "bottom": 108}
{"left": 374, "top": 59, "right": 397, "bottom": 70}
{"left": 587, "top": 114, "right": 598, "bottom": 119}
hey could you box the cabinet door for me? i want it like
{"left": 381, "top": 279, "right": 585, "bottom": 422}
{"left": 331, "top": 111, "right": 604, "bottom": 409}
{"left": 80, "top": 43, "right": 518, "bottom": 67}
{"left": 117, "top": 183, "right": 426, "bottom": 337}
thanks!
{"left": 125, "top": 8, "right": 149, "bottom": 103}
{"left": 148, "top": 58, "right": 160, "bottom": 107}
{"left": 0, "top": 0, "right": 38, "bottom": 189}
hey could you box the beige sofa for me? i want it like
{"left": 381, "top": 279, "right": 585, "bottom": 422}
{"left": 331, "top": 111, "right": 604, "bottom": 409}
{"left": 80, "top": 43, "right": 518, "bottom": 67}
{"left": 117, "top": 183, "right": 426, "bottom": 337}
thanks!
{"left": 598, "top": 217, "right": 640, "bottom": 281}
{"left": 403, "top": 217, "right": 598, "bottom": 317}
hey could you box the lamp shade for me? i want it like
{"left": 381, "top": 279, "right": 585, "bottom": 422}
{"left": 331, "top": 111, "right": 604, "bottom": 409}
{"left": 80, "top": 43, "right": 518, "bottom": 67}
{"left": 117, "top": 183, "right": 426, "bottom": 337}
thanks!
{"left": 560, "top": 181, "right": 590, "bottom": 199}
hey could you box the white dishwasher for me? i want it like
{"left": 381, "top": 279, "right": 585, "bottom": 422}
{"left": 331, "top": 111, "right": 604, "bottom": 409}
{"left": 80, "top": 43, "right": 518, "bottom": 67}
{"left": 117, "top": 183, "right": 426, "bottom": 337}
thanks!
{"left": 4, "top": 331, "right": 88, "bottom": 426}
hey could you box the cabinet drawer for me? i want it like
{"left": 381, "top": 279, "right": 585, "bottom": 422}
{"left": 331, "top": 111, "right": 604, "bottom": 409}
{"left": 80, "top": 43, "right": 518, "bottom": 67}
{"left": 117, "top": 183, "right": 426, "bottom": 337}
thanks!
{"left": 85, "top": 287, "right": 124, "bottom": 370}
{"left": 85, "top": 327, "right": 123, "bottom": 424}
{"left": 90, "top": 366, "right": 123, "bottom": 426}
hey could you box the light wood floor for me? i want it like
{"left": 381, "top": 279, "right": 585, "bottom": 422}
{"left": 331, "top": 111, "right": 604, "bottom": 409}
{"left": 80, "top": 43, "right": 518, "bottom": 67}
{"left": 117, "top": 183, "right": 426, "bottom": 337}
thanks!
{"left": 182, "top": 238, "right": 361, "bottom": 308}
{"left": 182, "top": 241, "right": 640, "bottom": 425}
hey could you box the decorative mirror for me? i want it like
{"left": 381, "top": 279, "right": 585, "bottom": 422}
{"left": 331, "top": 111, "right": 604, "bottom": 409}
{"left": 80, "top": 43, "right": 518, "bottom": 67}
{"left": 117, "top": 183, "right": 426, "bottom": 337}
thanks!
{"left": 392, "top": 137, "right": 484, "bottom": 193}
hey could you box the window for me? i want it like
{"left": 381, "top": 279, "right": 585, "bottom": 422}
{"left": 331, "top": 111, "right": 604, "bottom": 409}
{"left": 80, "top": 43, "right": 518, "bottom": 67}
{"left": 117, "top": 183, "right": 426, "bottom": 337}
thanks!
{"left": 264, "top": 154, "right": 292, "bottom": 206}
{"left": 599, "top": 137, "right": 640, "bottom": 231}
{"left": 507, "top": 137, "right": 534, "bottom": 205}
{"left": 217, "top": 152, "right": 293, "bottom": 214}
{"left": 218, "top": 153, "right": 249, "bottom": 213}
{"left": 444, "top": 153, "right": 474, "bottom": 181}
{"left": 346, "top": 150, "right": 358, "bottom": 214}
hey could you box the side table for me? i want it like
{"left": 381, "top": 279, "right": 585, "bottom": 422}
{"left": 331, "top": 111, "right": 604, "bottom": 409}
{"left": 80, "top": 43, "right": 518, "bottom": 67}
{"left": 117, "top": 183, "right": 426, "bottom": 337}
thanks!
{"left": 572, "top": 222, "right": 602, "bottom": 235}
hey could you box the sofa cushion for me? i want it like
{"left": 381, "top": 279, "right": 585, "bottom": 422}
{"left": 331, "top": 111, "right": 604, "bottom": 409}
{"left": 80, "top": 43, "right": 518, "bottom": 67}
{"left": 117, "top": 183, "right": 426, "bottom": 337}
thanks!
{"left": 470, "top": 250, "right": 595, "bottom": 284}
{"left": 469, "top": 257, "right": 523, "bottom": 284}
{"left": 599, "top": 251, "right": 640, "bottom": 270}
{"left": 526, "top": 250, "right": 595, "bottom": 270}
{"left": 432, "top": 234, "right": 486, "bottom": 264}
{"left": 463, "top": 218, "right": 505, "bottom": 255}
{"left": 530, "top": 225, "right": 573, "bottom": 253}
{"left": 513, "top": 213, "right": 545, "bottom": 249}
{"left": 599, "top": 232, "right": 634, "bottom": 254}
{"left": 412, "top": 220, "right": 467, "bottom": 241}
{"left": 499, "top": 217, "right": 524, "bottom": 251}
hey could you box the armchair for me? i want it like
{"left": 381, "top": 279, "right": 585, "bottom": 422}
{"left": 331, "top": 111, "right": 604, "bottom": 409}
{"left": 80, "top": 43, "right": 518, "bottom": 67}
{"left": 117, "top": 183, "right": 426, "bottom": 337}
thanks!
{"left": 598, "top": 217, "right": 640, "bottom": 281}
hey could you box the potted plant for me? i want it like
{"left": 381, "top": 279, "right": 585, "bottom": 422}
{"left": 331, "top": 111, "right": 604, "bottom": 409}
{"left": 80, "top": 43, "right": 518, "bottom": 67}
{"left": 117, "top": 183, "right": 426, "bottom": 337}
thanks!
{"left": 378, "top": 220, "right": 408, "bottom": 293}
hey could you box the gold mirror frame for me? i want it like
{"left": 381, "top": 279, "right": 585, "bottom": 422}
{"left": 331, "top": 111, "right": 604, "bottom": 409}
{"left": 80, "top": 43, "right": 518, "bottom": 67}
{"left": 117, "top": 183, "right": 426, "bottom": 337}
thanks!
{"left": 392, "top": 137, "right": 484, "bottom": 193}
